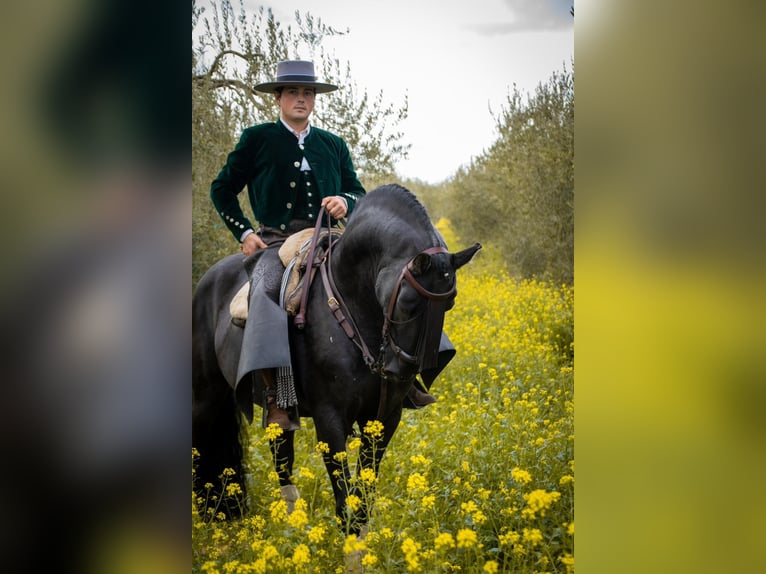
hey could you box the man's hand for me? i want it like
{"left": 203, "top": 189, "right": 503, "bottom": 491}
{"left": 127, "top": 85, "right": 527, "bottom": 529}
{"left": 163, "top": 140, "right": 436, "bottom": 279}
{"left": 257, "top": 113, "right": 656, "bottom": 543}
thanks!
{"left": 321, "top": 196, "right": 348, "bottom": 219}
{"left": 241, "top": 232, "right": 268, "bottom": 257}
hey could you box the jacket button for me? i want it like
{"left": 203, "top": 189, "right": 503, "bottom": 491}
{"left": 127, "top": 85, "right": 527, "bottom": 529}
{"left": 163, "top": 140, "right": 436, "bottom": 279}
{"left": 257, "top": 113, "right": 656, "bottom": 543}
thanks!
{"left": 294, "top": 161, "right": 300, "bottom": 168}
{"left": 280, "top": 224, "right": 286, "bottom": 230}
{"left": 290, "top": 182, "right": 296, "bottom": 188}
{"left": 286, "top": 202, "right": 292, "bottom": 208}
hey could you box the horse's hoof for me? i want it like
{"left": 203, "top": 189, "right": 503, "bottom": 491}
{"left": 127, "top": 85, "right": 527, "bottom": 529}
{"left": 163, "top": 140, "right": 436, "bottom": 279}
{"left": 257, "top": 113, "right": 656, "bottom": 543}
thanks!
{"left": 280, "top": 484, "right": 300, "bottom": 514}
{"left": 344, "top": 550, "right": 364, "bottom": 574}
{"left": 344, "top": 527, "right": 368, "bottom": 574}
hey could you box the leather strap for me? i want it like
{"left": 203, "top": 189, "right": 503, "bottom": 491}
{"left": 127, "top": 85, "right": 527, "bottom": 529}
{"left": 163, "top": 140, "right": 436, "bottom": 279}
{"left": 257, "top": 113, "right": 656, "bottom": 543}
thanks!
{"left": 294, "top": 208, "right": 330, "bottom": 329}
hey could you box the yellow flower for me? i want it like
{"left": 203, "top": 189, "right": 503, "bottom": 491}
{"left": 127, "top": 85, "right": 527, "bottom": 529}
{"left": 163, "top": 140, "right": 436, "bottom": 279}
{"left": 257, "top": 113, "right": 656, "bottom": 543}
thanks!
{"left": 522, "top": 489, "right": 561, "bottom": 519}
{"left": 269, "top": 499, "right": 287, "bottom": 521}
{"left": 401, "top": 537, "right": 421, "bottom": 572}
{"left": 344, "top": 534, "right": 367, "bottom": 555}
{"left": 308, "top": 524, "right": 326, "bottom": 544}
{"left": 499, "top": 530, "right": 520, "bottom": 547}
{"left": 511, "top": 467, "right": 532, "bottom": 485}
{"left": 407, "top": 472, "right": 429, "bottom": 493}
{"left": 456, "top": 528, "right": 478, "bottom": 548}
{"left": 522, "top": 527, "right": 544, "bottom": 546}
{"left": 348, "top": 437, "right": 362, "bottom": 450}
{"left": 567, "top": 521, "right": 575, "bottom": 536}
{"left": 461, "top": 500, "right": 478, "bottom": 514}
{"left": 559, "top": 474, "right": 574, "bottom": 486}
{"left": 315, "top": 441, "right": 330, "bottom": 454}
{"left": 361, "top": 553, "right": 378, "bottom": 567}
{"left": 333, "top": 451, "right": 348, "bottom": 462}
{"left": 420, "top": 495, "right": 436, "bottom": 510}
{"left": 410, "top": 454, "right": 432, "bottom": 466}
{"left": 483, "top": 560, "right": 499, "bottom": 573}
{"left": 346, "top": 494, "right": 362, "bottom": 512}
{"left": 248, "top": 557, "right": 266, "bottom": 574}
{"left": 359, "top": 467, "right": 377, "bottom": 485}
{"left": 560, "top": 552, "right": 575, "bottom": 573}
{"left": 292, "top": 544, "right": 310, "bottom": 568}
{"left": 264, "top": 423, "right": 283, "bottom": 441}
{"left": 287, "top": 508, "right": 308, "bottom": 529}
{"left": 363, "top": 420, "right": 384, "bottom": 438}
{"left": 434, "top": 532, "right": 455, "bottom": 551}
{"left": 298, "top": 466, "right": 315, "bottom": 480}
{"left": 261, "top": 544, "right": 279, "bottom": 561}
{"left": 224, "top": 482, "right": 242, "bottom": 497}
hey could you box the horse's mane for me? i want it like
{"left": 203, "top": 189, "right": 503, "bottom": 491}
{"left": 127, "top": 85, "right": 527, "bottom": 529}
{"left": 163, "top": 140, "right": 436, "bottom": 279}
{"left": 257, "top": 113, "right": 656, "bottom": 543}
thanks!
{"left": 351, "top": 183, "right": 434, "bottom": 236}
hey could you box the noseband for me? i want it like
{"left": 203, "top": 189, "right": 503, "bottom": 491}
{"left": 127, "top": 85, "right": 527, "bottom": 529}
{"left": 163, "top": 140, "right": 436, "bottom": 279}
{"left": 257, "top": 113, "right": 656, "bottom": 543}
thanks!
{"left": 381, "top": 246, "right": 456, "bottom": 369}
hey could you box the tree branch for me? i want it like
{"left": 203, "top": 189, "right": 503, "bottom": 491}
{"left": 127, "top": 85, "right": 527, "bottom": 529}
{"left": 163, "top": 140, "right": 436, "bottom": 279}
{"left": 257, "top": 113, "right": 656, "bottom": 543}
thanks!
{"left": 203, "top": 49, "right": 258, "bottom": 79}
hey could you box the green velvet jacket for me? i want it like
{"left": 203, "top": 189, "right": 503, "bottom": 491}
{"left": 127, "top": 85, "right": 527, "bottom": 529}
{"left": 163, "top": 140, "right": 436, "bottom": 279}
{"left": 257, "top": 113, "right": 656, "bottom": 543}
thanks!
{"left": 210, "top": 120, "right": 366, "bottom": 240}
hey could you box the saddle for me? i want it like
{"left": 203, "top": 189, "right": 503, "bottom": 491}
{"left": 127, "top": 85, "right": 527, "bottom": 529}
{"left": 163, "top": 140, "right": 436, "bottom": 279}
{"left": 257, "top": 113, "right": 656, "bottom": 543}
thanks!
{"left": 230, "top": 227, "right": 343, "bottom": 324}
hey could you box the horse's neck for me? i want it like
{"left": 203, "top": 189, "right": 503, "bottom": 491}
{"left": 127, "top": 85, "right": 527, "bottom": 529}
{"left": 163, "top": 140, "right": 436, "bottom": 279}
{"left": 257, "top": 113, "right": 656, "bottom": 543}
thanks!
{"left": 330, "top": 240, "right": 380, "bottom": 306}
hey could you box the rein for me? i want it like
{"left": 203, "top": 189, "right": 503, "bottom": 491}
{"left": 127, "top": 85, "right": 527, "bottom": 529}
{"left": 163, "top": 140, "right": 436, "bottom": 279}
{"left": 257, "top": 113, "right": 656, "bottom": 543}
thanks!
{"left": 293, "top": 207, "right": 334, "bottom": 330}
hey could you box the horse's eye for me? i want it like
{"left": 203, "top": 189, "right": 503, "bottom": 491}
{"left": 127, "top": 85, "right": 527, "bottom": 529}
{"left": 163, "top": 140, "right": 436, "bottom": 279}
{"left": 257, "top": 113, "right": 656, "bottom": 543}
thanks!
{"left": 398, "top": 286, "right": 422, "bottom": 314}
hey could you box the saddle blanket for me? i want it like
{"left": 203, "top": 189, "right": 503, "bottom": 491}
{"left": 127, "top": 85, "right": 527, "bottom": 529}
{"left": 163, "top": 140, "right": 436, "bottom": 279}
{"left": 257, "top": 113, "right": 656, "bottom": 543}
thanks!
{"left": 230, "top": 227, "right": 342, "bottom": 322}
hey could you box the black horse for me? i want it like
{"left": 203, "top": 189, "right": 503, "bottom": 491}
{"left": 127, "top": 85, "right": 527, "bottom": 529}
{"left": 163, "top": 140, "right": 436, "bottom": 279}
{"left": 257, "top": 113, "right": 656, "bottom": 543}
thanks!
{"left": 192, "top": 184, "right": 480, "bottom": 534}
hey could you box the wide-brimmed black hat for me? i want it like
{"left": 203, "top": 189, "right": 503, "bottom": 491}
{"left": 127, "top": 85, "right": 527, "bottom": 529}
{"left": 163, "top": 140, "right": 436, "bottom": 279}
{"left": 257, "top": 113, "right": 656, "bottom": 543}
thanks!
{"left": 253, "top": 60, "right": 338, "bottom": 94}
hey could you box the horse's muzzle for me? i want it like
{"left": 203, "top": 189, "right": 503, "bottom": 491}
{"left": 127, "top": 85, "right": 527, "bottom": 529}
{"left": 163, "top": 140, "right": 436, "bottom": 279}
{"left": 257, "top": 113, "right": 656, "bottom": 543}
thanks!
{"left": 381, "top": 341, "right": 420, "bottom": 380}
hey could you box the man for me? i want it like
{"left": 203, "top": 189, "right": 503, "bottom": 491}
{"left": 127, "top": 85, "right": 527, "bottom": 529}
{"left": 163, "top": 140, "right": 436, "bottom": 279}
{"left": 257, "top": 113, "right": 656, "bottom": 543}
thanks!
{"left": 211, "top": 60, "right": 362, "bottom": 253}
{"left": 210, "top": 60, "right": 433, "bottom": 430}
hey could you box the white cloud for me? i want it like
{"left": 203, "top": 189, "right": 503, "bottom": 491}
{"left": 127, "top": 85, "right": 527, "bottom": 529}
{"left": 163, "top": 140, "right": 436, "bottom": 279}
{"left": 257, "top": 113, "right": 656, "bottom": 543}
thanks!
{"left": 470, "top": 0, "right": 574, "bottom": 34}
{"left": 236, "top": 0, "right": 573, "bottom": 183}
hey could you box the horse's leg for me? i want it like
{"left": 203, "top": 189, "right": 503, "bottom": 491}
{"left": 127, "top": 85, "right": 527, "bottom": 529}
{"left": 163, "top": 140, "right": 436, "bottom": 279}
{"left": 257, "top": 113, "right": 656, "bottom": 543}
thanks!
{"left": 350, "top": 407, "right": 403, "bottom": 528}
{"left": 191, "top": 371, "right": 247, "bottom": 519}
{"left": 270, "top": 431, "right": 299, "bottom": 512}
{"left": 313, "top": 420, "right": 357, "bottom": 534}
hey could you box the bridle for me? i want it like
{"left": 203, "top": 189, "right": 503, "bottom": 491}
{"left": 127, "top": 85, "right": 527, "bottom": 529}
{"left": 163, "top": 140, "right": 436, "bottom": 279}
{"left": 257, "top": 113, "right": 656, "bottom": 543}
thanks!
{"left": 379, "top": 246, "right": 456, "bottom": 370}
{"left": 301, "top": 208, "right": 457, "bottom": 420}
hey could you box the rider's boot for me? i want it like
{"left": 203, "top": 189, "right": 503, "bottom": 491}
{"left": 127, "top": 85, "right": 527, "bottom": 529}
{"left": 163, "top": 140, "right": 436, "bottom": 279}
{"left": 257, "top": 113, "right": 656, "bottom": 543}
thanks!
{"left": 407, "top": 385, "right": 437, "bottom": 408}
{"left": 262, "top": 369, "right": 299, "bottom": 431}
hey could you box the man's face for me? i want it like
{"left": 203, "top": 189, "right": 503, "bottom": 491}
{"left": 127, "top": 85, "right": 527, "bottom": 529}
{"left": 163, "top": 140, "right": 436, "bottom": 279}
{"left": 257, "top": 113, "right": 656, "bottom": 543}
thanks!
{"left": 276, "top": 86, "right": 315, "bottom": 125}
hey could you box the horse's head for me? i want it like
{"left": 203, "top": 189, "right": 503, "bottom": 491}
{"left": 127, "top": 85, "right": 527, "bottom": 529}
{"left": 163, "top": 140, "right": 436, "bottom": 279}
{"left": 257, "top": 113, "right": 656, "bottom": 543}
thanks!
{"left": 378, "top": 243, "right": 482, "bottom": 380}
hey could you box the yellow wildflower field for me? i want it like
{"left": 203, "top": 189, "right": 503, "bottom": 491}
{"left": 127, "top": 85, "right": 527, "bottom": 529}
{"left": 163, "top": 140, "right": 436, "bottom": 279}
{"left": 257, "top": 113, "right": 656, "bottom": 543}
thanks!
{"left": 193, "top": 259, "right": 574, "bottom": 573}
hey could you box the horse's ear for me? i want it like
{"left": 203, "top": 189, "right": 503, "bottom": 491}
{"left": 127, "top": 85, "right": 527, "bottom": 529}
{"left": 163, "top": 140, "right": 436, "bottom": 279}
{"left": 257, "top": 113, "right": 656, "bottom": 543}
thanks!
{"left": 410, "top": 252, "right": 432, "bottom": 275}
{"left": 451, "top": 243, "right": 482, "bottom": 270}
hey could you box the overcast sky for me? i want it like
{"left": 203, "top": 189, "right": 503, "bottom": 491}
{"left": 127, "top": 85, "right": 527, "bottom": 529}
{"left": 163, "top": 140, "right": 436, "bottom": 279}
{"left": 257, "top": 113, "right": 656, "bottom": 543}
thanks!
{"left": 249, "top": 0, "right": 574, "bottom": 183}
